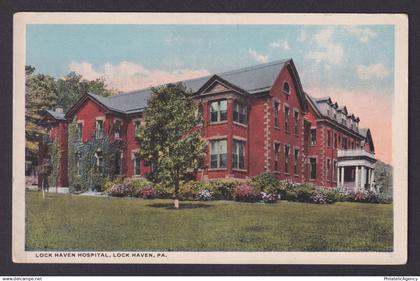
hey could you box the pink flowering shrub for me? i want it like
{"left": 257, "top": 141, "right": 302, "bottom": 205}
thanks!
{"left": 233, "top": 185, "right": 259, "bottom": 202}
{"left": 139, "top": 186, "right": 156, "bottom": 199}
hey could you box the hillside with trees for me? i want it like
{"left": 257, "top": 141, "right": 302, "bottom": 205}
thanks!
{"left": 374, "top": 159, "right": 393, "bottom": 197}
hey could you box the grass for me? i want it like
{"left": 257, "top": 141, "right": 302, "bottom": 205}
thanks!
{"left": 25, "top": 191, "right": 393, "bottom": 252}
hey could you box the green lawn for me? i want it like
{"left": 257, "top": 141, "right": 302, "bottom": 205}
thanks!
{"left": 25, "top": 191, "right": 393, "bottom": 252}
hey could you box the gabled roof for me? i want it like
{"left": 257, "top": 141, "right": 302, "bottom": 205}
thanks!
{"left": 66, "top": 58, "right": 307, "bottom": 115}
{"left": 337, "top": 106, "right": 348, "bottom": 115}
{"left": 45, "top": 109, "right": 66, "bottom": 121}
{"left": 359, "top": 128, "right": 375, "bottom": 153}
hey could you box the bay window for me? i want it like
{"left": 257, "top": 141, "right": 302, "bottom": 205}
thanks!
{"left": 232, "top": 140, "right": 245, "bottom": 169}
{"left": 233, "top": 102, "right": 247, "bottom": 124}
{"left": 210, "top": 100, "right": 227, "bottom": 123}
{"left": 210, "top": 139, "right": 227, "bottom": 169}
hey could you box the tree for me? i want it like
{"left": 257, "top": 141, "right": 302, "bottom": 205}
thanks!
{"left": 25, "top": 66, "right": 58, "bottom": 157}
{"left": 137, "top": 83, "right": 206, "bottom": 208}
{"left": 56, "top": 72, "right": 114, "bottom": 111}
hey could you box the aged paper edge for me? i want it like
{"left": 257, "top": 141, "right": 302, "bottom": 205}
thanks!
{"left": 12, "top": 12, "right": 408, "bottom": 264}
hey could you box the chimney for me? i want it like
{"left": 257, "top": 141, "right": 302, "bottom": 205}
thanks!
{"left": 55, "top": 106, "right": 63, "bottom": 113}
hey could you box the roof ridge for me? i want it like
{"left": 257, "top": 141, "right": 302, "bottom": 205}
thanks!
{"left": 108, "top": 58, "right": 290, "bottom": 98}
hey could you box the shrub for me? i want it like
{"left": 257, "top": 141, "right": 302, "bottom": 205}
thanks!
{"left": 103, "top": 177, "right": 124, "bottom": 193}
{"left": 310, "top": 192, "right": 328, "bottom": 204}
{"left": 124, "top": 178, "right": 153, "bottom": 196}
{"left": 197, "top": 189, "right": 212, "bottom": 201}
{"left": 283, "top": 190, "right": 298, "bottom": 201}
{"left": 249, "top": 173, "right": 279, "bottom": 194}
{"left": 108, "top": 184, "right": 131, "bottom": 197}
{"left": 260, "top": 192, "right": 277, "bottom": 203}
{"left": 139, "top": 186, "right": 156, "bottom": 199}
{"left": 209, "top": 179, "right": 239, "bottom": 200}
{"left": 317, "top": 189, "right": 339, "bottom": 203}
{"left": 179, "top": 181, "right": 209, "bottom": 200}
{"left": 233, "top": 185, "right": 259, "bottom": 202}
{"left": 354, "top": 191, "right": 366, "bottom": 202}
{"left": 154, "top": 183, "right": 173, "bottom": 199}
{"left": 295, "top": 185, "right": 316, "bottom": 203}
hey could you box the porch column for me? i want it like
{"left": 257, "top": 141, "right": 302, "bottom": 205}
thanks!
{"left": 361, "top": 166, "right": 366, "bottom": 191}
{"left": 336, "top": 165, "right": 340, "bottom": 187}
{"left": 354, "top": 166, "right": 359, "bottom": 192}
{"left": 340, "top": 167, "right": 344, "bottom": 188}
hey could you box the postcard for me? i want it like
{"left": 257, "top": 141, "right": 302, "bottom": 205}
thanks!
{"left": 13, "top": 12, "right": 408, "bottom": 264}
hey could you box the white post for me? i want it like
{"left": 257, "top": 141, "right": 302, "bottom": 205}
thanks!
{"left": 336, "top": 165, "right": 340, "bottom": 188}
{"left": 354, "top": 166, "right": 359, "bottom": 192}
{"left": 361, "top": 166, "right": 366, "bottom": 191}
{"left": 340, "top": 167, "right": 345, "bottom": 188}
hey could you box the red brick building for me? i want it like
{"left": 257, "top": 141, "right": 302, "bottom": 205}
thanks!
{"left": 38, "top": 59, "right": 376, "bottom": 192}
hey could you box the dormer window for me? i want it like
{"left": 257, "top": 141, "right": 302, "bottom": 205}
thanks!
{"left": 282, "top": 82, "right": 290, "bottom": 94}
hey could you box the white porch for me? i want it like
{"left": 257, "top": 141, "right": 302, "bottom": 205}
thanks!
{"left": 337, "top": 149, "right": 377, "bottom": 193}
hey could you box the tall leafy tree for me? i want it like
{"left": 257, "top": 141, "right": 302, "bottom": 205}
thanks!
{"left": 137, "top": 83, "right": 206, "bottom": 208}
{"left": 56, "top": 72, "right": 113, "bottom": 111}
{"left": 25, "top": 66, "right": 58, "bottom": 157}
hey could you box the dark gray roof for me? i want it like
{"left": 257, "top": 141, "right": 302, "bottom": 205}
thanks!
{"left": 90, "top": 59, "right": 290, "bottom": 114}
{"left": 45, "top": 109, "right": 66, "bottom": 120}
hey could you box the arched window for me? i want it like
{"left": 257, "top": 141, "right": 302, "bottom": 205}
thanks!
{"left": 282, "top": 82, "right": 290, "bottom": 94}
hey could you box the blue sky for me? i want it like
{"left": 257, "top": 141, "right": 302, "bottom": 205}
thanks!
{"left": 26, "top": 24, "right": 395, "bottom": 163}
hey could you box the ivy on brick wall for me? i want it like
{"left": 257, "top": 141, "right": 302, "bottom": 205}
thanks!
{"left": 68, "top": 118, "right": 123, "bottom": 193}
{"left": 48, "top": 136, "right": 61, "bottom": 187}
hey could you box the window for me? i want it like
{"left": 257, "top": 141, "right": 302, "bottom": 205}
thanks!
{"left": 294, "top": 149, "right": 299, "bottom": 175}
{"left": 334, "top": 131, "right": 337, "bottom": 148}
{"left": 274, "top": 143, "right": 280, "bottom": 171}
{"left": 327, "top": 130, "right": 331, "bottom": 146}
{"left": 342, "top": 136, "right": 347, "bottom": 149}
{"left": 327, "top": 109, "right": 330, "bottom": 117}
{"left": 114, "top": 120, "right": 122, "bottom": 139}
{"left": 232, "top": 140, "right": 245, "bottom": 169}
{"left": 283, "top": 82, "right": 290, "bottom": 94}
{"left": 284, "top": 106, "right": 290, "bottom": 132}
{"left": 309, "top": 158, "right": 317, "bottom": 180}
{"left": 294, "top": 111, "right": 299, "bottom": 135}
{"left": 210, "top": 140, "right": 227, "bottom": 169}
{"left": 233, "top": 102, "right": 247, "bottom": 124}
{"left": 95, "top": 120, "right": 104, "bottom": 139}
{"left": 77, "top": 123, "right": 83, "bottom": 141}
{"left": 351, "top": 141, "right": 355, "bottom": 149}
{"left": 333, "top": 113, "right": 337, "bottom": 120}
{"left": 273, "top": 101, "right": 280, "bottom": 128}
{"left": 310, "top": 128, "right": 317, "bottom": 145}
{"left": 133, "top": 153, "right": 141, "bottom": 176}
{"left": 134, "top": 120, "right": 141, "bottom": 136}
{"left": 210, "top": 100, "right": 227, "bottom": 123}
{"left": 326, "top": 159, "right": 331, "bottom": 181}
{"left": 284, "top": 145, "right": 290, "bottom": 174}
{"left": 94, "top": 150, "right": 103, "bottom": 173}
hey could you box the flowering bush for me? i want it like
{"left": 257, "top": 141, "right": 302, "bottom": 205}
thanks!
{"left": 139, "top": 186, "right": 156, "bottom": 199}
{"left": 233, "top": 185, "right": 259, "bottom": 202}
{"left": 260, "top": 192, "right": 277, "bottom": 203}
{"left": 154, "top": 183, "right": 173, "bottom": 199}
{"left": 103, "top": 177, "right": 124, "bottom": 193}
{"left": 354, "top": 191, "right": 366, "bottom": 202}
{"left": 197, "top": 189, "right": 212, "bottom": 201}
{"left": 124, "top": 178, "right": 153, "bottom": 196}
{"left": 180, "top": 181, "right": 210, "bottom": 200}
{"left": 310, "top": 192, "right": 328, "bottom": 204}
{"left": 108, "top": 184, "right": 131, "bottom": 197}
